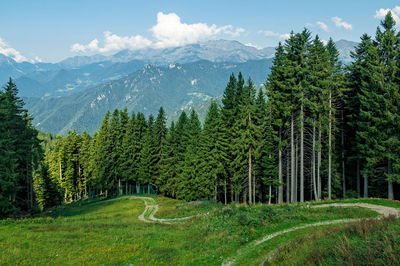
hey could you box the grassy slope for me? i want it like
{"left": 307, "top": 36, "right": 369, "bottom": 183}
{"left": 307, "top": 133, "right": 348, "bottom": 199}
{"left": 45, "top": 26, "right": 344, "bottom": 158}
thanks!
{"left": 0, "top": 196, "right": 390, "bottom": 265}
{"left": 267, "top": 198, "right": 400, "bottom": 265}
{"left": 270, "top": 216, "right": 400, "bottom": 265}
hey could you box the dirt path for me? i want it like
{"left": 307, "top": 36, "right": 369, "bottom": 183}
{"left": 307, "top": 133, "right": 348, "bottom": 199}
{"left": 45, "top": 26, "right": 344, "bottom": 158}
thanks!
{"left": 132, "top": 196, "right": 206, "bottom": 224}
{"left": 222, "top": 203, "right": 400, "bottom": 266}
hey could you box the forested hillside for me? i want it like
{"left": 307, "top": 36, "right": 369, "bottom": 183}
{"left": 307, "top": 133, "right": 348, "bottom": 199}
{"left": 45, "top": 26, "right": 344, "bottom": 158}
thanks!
{"left": 1, "top": 13, "right": 399, "bottom": 217}
{"left": 24, "top": 59, "right": 273, "bottom": 135}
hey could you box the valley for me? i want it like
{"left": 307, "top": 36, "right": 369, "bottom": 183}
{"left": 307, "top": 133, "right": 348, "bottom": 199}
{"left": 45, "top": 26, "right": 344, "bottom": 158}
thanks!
{"left": 1, "top": 2, "right": 399, "bottom": 265}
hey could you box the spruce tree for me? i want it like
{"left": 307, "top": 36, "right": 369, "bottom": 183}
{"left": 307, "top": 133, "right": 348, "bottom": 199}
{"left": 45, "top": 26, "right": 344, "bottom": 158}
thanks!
{"left": 153, "top": 107, "right": 167, "bottom": 189}
{"left": 266, "top": 42, "right": 288, "bottom": 203}
{"left": 198, "top": 101, "right": 228, "bottom": 201}
{"left": 177, "top": 110, "right": 202, "bottom": 201}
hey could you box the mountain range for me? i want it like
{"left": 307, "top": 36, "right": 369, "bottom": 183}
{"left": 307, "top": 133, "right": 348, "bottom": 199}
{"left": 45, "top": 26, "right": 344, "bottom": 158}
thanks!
{"left": 0, "top": 39, "right": 358, "bottom": 135}
{"left": 24, "top": 59, "right": 272, "bottom": 134}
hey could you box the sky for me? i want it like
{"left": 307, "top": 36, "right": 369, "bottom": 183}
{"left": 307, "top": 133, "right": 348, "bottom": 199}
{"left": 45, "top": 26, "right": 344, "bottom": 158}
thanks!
{"left": 0, "top": 0, "right": 399, "bottom": 63}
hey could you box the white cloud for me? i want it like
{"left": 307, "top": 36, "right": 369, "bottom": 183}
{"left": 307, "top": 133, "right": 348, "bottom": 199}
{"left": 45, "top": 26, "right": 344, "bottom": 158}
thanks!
{"left": 71, "top": 31, "right": 152, "bottom": 53}
{"left": 150, "top": 12, "right": 244, "bottom": 48}
{"left": 374, "top": 6, "right": 400, "bottom": 24}
{"left": 71, "top": 12, "right": 245, "bottom": 53}
{"left": 33, "top": 56, "right": 43, "bottom": 63}
{"left": 245, "top": 42, "right": 262, "bottom": 50}
{"left": 316, "top": 21, "right": 328, "bottom": 31}
{"left": 0, "top": 37, "right": 29, "bottom": 62}
{"left": 331, "top": 16, "right": 352, "bottom": 30}
{"left": 258, "top": 30, "right": 290, "bottom": 40}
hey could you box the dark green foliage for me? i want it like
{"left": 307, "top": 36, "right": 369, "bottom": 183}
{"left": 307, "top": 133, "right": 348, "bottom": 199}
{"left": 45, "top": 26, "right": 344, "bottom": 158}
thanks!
{"left": 5, "top": 13, "right": 400, "bottom": 214}
{"left": 33, "top": 161, "right": 61, "bottom": 209}
{"left": 198, "top": 101, "right": 228, "bottom": 201}
{"left": 0, "top": 79, "right": 42, "bottom": 217}
{"left": 347, "top": 12, "right": 400, "bottom": 198}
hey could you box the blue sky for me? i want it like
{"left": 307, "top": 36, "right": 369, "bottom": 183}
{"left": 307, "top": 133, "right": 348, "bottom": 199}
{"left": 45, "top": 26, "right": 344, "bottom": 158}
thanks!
{"left": 0, "top": 0, "right": 399, "bottom": 62}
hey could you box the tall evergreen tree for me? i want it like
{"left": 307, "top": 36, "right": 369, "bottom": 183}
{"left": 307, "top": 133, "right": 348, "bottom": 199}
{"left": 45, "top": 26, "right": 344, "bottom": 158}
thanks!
{"left": 198, "top": 101, "right": 228, "bottom": 201}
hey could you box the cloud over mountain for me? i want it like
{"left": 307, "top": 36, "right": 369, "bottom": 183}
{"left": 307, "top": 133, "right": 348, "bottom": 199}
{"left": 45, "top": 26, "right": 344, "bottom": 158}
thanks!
{"left": 0, "top": 38, "right": 30, "bottom": 62}
{"left": 70, "top": 12, "right": 245, "bottom": 53}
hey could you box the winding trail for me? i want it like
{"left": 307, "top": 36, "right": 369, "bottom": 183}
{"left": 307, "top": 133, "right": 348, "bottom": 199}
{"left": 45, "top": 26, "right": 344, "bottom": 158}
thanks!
{"left": 222, "top": 203, "right": 400, "bottom": 266}
{"left": 132, "top": 196, "right": 206, "bottom": 224}
{"left": 104, "top": 197, "right": 399, "bottom": 265}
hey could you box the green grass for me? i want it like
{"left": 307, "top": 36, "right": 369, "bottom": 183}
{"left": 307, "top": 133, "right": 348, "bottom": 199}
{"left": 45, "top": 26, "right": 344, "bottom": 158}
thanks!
{"left": 155, "top": 197, "right": 218, "bottom": 219}
{"left": 270, "top": 216, "right": 400, "bottom": 265}
{"left": 310, "top": 197, "right": 400, "bottom": 208}
{"left": 0, "top": 196, "right": 393, "bottom": 265}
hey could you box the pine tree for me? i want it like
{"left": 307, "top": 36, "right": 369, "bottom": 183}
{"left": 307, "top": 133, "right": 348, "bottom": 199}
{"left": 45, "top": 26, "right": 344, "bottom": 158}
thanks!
{"left": 96, "top": 111, "right": 113, "bottom": 196}
{"left": 266, "top": 42, "right": 288, "bottom": 203}
{"left": 138, "top": 115, "right": 154, "bottom": 185}
{"left": 231, "top": 78, "right": 259, "bottom": 204}
{"left": 33, "top": 160, "right": 61, "bottom": 209}
{"left": 159, "top": 121, "right": 177, "bottom": 196}
{"left": 153, "top": 107, "right": 167, "bottom": 190}
{"left": 177, "top": 110, "right": 202, "bottom": 201}
{"left": 375, "top": 12, "right": 399, "bottom": 199}
{"left": 0, "top": 79, "right": 41, "bottom": 215}
{"left": 220, "top": 73, "right": 238, "bottom": 202}
{"left": 198, "top": 101, "right": 228, "bottom": 201}
{"left": 80, "top": 130, "right": 91, "bottom": 197}
{"left": 357, "top": 36, "right": 383, "bottom": 197}
{"left": 345, "top": 34, "right": 372, "bottom": 196}
{"left": 255, "top": 90, "right": 279, "bottom": 203}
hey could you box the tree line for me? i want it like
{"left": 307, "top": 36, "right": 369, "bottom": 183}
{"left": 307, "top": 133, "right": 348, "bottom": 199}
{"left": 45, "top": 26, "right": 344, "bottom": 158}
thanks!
{"left": 0, "top": 79, "right": 41, "bottom": 217}
{"left": 1, "top": 13, "right": 399, "bottom": 216}
{"left": 36, "top": 12, "right": 400, "bottom": 206}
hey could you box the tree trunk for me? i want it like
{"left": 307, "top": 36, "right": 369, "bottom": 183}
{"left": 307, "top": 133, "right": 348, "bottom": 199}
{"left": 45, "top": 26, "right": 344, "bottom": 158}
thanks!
{"left": 312, "top": 126, "right": 318, "bottom": 200}
{"left": 341, "top": 110, "right": 345, "bottom": 199}
{"left": 231, "top": 183, "right": 234, "bottom": 203}
{"left": 248, "top": 111, "right": 252, "bottom": 205}
{"left": 214, "top": 184, "right": 217, "bottom": 201}
{"left": 278, "top": 130, "right": 283, "bottom": 204}
{"left": 286, "top": 148, "right": 290, "bottom": 203}
{"left": 295, "top": 137, "right": 298, "bottom": 202}
{"left": 291, "top": 114, "right": 295, "bottom": 202}
{"left": 317, "top": 124, "right": 322, "bottom": 200}
{"left": 26, "top": 160, "right": 32, "bottom": 209}
{"left": 253, "top": 171, "right": 256, "bottom": 204}
{"left": 388, "top": 160, "right": 393, "bottom": 200}
{"left": 357, "top": 160, "right": 360, "bottom": 196}
{"left": 248, "top": 146, "right": 252, "bottom": 204}
{"left": 224, "top": 179, "right": 227, "bottom": 204}
{"left": 363, "top": 174, "right": 368, "bottom": 198}
{"left": 328, "top": 90, "right": 332, "bottom": 200}
{"left": 268, "top": 185, "right": 272, "bottom": 204}
{"left": 300, "top": 104, "right": 304, "bottom": 202}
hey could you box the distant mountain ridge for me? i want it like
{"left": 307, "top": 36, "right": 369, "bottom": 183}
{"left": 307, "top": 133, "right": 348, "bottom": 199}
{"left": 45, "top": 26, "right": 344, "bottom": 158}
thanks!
{"left": 1, "top": 39, "right": 356, "bottom": 98}
{"left": 24, "top": 59, "right": 273, "bottom": 135}
{"left": 0, "top": 39, "right": 358, "bottom": 135}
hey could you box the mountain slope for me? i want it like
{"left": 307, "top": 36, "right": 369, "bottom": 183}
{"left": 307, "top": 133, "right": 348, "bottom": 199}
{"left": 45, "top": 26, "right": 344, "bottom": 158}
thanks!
{"left": 2, "top": 39, "right": 357, "bottom": 97}
{"left": 25, "top": 59, "right": 273, "bottom": 134}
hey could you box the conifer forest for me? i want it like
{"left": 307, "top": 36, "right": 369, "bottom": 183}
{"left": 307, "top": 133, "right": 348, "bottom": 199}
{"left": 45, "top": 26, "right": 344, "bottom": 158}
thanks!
{"left": 1, "top": 13, "right": 400, "bottom": 218}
